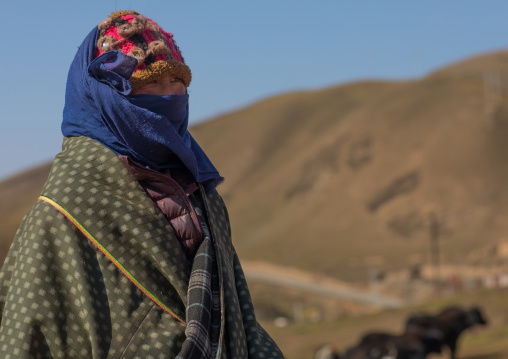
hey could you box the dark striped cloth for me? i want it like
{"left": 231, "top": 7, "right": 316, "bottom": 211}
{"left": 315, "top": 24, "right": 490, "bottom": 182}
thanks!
{"left": 177, "top": 236, "right": 222, "bottom": 359}
{"left": 177, "top": 192, "right": 223, "bottom": 358}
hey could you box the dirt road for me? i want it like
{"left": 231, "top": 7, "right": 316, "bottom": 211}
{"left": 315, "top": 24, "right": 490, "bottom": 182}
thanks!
{"left": 242, "top": 261, "right": 403, "bottom": 308}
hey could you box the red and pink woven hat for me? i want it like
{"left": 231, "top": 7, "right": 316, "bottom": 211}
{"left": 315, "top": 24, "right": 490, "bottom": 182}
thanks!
{"left": 96, "top": 10, "right": 192, "bottom": 92}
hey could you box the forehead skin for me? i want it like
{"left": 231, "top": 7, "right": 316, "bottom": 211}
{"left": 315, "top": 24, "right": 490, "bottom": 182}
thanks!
{"left": 129, "top": 75, "right": 186, "bottom": 96}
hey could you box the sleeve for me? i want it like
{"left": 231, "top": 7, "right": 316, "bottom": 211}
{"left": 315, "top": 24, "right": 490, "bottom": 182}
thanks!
{"left": 0, "top": 199, "right": 188, "bottom": 359}
{"left": 0, "top": 201, "right": 71, "bottom": 358}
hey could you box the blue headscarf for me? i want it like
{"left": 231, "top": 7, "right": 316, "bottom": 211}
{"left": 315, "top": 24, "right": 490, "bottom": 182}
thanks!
{"left": 62, "top": 27, "right": 223, "bottom": 194}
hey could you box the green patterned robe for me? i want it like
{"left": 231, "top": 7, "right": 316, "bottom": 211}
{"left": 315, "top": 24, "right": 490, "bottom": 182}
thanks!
{"left": 0, "top": 136, "right": 284, "bottom": 359}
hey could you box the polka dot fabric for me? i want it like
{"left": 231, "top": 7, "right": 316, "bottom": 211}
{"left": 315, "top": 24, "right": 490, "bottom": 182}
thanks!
{"left": 0, "top": 136, "right": 284, "bottom": 358}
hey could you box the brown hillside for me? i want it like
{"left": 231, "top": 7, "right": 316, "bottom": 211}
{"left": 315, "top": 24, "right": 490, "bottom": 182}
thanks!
{"left": 0, "top": 163, "right": 51, "bottom": 260}
{"left": 2, "top": 50, "right": 508, "bottom": 284}
{"left": 191, "top": 49, "right": 508, "bottom": 282}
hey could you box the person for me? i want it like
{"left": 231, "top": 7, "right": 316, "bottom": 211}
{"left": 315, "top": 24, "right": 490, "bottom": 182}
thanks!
{"left": 0, "top": 10, "right": 284, "bottom": 359}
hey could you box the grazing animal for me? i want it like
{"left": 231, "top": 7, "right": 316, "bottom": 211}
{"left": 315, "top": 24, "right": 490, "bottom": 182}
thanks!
{"left": 314, "top": 343, "right": 341, "bottom": 359}
{"left": 342, "top": 338, "right": 397, "bottom": 359}
{"left": 405, "top": 306, "right": 488, "bottom": 359}
{"left": 344, "top": 330, "right": 442, "bottom": 359}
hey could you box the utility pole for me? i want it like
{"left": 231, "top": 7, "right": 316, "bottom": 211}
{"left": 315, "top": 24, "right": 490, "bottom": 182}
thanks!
{"left": 483, "top": 69, "right": 502, "bottom": 125}
{"left": 429, "top": 212, "right": 441, "bottom": 293}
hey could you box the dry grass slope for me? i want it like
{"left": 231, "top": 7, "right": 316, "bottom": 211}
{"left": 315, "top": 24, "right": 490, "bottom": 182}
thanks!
{"left": 191, "top": 49, "right": 508, "bottom": 282}
{"left": 262, "top": 287, "right": 508, "bottom": 359}
{"left": 2, "top": 49, "right": 508, "bottom": 283}
{"left": 2, "top": 49, "right": 508, "bottom": 358}
{"left": 0, "top": 163, "right": 50, "bottom": 263}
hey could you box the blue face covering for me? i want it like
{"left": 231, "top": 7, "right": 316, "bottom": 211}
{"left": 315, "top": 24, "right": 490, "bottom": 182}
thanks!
{"left": 61, "top": 27, "right": 223, "bottom": 194}
{"left": 127, "top": 93, "right": 192, "bottom": 148}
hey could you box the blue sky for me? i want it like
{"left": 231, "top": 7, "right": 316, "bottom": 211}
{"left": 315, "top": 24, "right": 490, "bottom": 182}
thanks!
{"left": 1, "top": 1, "right": 507, "bottom": 180}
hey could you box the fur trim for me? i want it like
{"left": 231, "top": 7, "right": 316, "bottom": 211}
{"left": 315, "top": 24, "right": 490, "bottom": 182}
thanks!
{"left": 129, "top": 60, "right": 192, "bottom": 91}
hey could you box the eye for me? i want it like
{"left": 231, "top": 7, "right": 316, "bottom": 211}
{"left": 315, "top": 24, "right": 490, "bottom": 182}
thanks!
{"left": 170, "top": 77, "right": 184, "bottom": 84}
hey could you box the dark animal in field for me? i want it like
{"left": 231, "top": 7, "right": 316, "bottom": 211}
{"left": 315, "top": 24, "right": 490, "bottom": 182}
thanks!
{"left": 405, "top": 306, "right": 488, "bottom": 359}
{"left": 343, "top": 330, "right": 442, "bottom": 359}
{"left": 342, "top": 337, "right": 397, "bottom": 359}
{"left": 314, "top": 343, "right": 341, "bottom": 359}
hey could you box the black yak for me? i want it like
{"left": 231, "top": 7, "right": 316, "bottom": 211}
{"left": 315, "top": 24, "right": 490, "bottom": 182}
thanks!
{"left": 405, "top": 306, "right": 488, "bottom": 359}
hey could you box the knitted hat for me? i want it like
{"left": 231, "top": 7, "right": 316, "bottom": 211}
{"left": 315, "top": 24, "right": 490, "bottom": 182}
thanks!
{"left": 96, "top": 10, "right": 191, "bottom": 91}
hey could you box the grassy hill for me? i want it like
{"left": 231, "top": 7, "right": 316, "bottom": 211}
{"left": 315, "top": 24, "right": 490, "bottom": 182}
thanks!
{"left": 261, "top": 287, "right": 508, "bottom": 359}
{"left": 0, "top": 163, "right": 50, "bottom": 260}
{"left": 190, "top": 49, "right": 508, "bottom": 282}
{"left": 3, "top": 49, "right": 508, "bottom": 358}
{"left": 2, "top": 49, "right": 508, "bottom": 284}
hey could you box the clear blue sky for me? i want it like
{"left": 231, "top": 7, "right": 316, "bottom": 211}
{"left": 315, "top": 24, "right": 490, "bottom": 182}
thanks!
{"left": 1, "top": 1, "right": 507, "bottom": 180}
